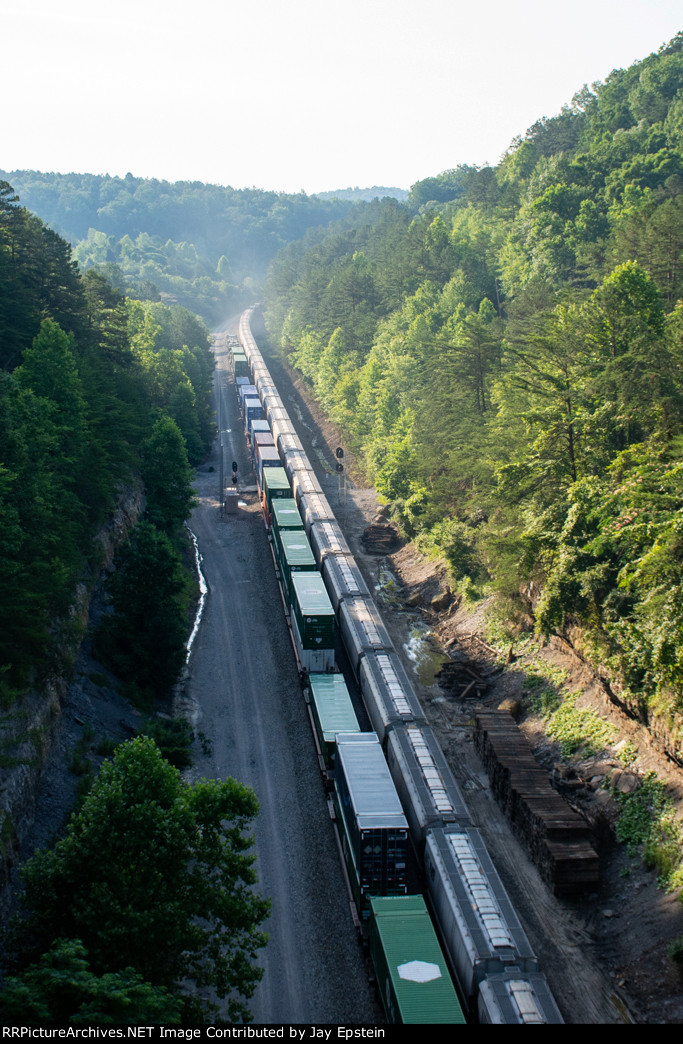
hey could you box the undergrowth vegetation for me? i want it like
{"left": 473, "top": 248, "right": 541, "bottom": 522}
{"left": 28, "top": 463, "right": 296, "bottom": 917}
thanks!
{"left": 518, "top": 655, "right": 683, "bottom": 893}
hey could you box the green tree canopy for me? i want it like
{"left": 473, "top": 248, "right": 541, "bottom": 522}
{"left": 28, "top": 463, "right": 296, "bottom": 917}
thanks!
{"left": 94, "top": 520, "right": 189, "bottom": 702}
{"left": 14, "top": 737, "right": 270, "bottom": 1022}
{"left": 141, "top": 414, "right": 196, "bottom": 534}
{"left": 0, "top": 938, "right": 182, "bottom": 1025}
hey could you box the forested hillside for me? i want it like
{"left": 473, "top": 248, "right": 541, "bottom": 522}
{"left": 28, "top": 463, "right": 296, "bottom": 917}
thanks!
{"left": 264, "top": 33, "right": 683, "bottom": 738}
{"left": 0, "top": 182, "right": 274, "bottom": 1023}
{"left": 0, "top": 172, "right": 353, "bottom": 323}
{"left": 0, "top": 181, "right": 213, "bottom": 705}
{"left": 314, "top": 186, "right": 409, "bottom": 202}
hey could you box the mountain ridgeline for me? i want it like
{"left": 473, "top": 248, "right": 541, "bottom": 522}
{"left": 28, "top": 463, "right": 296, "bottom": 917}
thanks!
{"left": 263, "top": 32, "right": 683, "bottom": 744}
{"left": 0, "top": 172, "right": 355, "bottom": 324}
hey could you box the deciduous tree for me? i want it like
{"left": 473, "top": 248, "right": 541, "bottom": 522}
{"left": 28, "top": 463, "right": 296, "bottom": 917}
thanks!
{"left": 14, "top": 738, "right": 270, "bottom": 1022}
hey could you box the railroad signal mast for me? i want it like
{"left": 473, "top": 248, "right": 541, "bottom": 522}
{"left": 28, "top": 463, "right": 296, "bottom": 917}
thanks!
{"left": 336, "top": 447, "right": 345, "bottom": 499}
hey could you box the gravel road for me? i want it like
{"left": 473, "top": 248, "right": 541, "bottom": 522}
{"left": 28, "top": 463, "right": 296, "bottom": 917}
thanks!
{"left": 176, "top": 334, "right": 379, "bottom": 1024}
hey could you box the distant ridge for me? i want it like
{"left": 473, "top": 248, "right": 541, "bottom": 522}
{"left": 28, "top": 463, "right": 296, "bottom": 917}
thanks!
{"left": 313, "top": 186, "right": 409, "bottom": 202}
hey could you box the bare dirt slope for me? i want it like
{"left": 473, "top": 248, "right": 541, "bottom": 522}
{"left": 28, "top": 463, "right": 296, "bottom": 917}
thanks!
{"left": 259, "top": 322, "right": 683, "bottom": 1025}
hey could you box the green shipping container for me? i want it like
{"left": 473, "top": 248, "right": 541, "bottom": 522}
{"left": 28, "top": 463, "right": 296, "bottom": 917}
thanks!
{"left": 279, "top": 530, "right": 317, "bottom": 609}
{"left": 263, "top": 467, "right": 291, "bottom": 512}
{"left": 271, "top": 498, "right": 304, "bottom": 567}
{"left": 232, "top": 351, "right": 249, "bottom": 380}
{"left": 369, "top": 896, "right": 466, "bottom": 1025}
{"left": 291, "top": 572, "right": 335, "bottom": 652}
{"left": 308, "top": 673, "right": 360, "bottom": 768}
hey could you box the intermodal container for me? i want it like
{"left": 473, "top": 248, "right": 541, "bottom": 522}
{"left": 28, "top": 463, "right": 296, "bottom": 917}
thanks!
{"left": 278, "top": 529, "right": 317, "bottom": 609}
{"left": 243, "top": 395, "right": 264, "bottom": 428}
{"left": 256, "top": 445, "right": 281, "bottom": 488}
{"left": 334, "top": 732, "right": 409, "bottom": 917}
{"left": 238, "top": 384, "right": 258, "bottom": 409}
{"left": 290, "top": 572, "right": 335, "bottom": 672}
{"left": 248, "top": 418, "right": 271, "bottom": 442}
{"left": 263, "top": 467, "right": 291, "bottom": 513}
{"left": 308, "top": 672, "right": 360, "bottom": 769}
{"left": 232, "top": 352, "right": 249, "bottom": 379}
{"left": 369, "top": 895, "right": 466, "bottom": 1025}
{"left": 271, "top": 498, "right": 304, "bottom": 567}
{"left": 252, "top": 431, "right": 275, "bottom": 471}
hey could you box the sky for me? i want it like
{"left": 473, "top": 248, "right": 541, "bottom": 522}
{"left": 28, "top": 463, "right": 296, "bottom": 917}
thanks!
{"left": 4, "top": 0, "right": 683, "bottom": 195}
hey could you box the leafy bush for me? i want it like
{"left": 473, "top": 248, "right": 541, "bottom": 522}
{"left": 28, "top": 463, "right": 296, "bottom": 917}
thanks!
{"left": 546, "top": 693, "right": 616, "bottom": 757}
{"left": 138, "top": 716, "right": 193, "bottom": 769}
{"left": 13, "top": 737, "right": 270, "bottom": 1022}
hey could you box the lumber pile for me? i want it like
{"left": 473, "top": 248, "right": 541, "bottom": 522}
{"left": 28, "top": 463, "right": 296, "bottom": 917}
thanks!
{"left": 361, "top": 522, "right": 401, "bottom": 554}
{"left": 475, "top": 710, "right": 599, "bottom": 895}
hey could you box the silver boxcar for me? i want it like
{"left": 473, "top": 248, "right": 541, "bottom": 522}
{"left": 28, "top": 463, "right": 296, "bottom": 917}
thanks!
{"left": 386, "top": 723, "right": 472, "bottom": 851}
{"left": 309, "top": 518, "right": 351, "bottom": 567}
{"left": 359, "top": 650, "right": 427, "bottom": 744}
{"left": 282, "top": 447, "right": 313, "bottom": 485}
{"left": 423, "top": 826, "right": 539, "bottom": 1004}
{"left": 339, "top": 596, "right": 394, "bottom": 678}
{"left": 298, "top": 491, "right": 336, "bottom": 535}
{"left": 291, "top": 467, "right": 324, "bottom": 505}
{"left": 276, "top": 430, "right": 306, "bottom": 457}
{"left": 477, "top": 971, "right": 564, "bottom": 1025}
{"left": 321, "top": 552, "right": 371, "bottom": 612}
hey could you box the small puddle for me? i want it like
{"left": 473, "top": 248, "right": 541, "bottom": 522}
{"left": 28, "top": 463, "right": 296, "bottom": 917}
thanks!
{"left": 403, "top": 627, "right": 451, "bottom": 687}
{"left": 375, "top": 562, "right": 450, "bottom": 685}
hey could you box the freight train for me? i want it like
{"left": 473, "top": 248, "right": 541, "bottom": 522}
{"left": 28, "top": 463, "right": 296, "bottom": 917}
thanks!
{"left": 230, "top": 308, "right": 564, "bottom": 1026}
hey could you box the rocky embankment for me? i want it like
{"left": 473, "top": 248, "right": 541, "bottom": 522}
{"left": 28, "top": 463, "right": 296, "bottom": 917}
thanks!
{"left": 0, "top": 485, "right": 145, "bottom": 911}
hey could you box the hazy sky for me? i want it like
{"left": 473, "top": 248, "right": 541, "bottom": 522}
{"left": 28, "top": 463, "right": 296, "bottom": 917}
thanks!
{"left": 5, "top": 0, "right": 682, "bottom": 194}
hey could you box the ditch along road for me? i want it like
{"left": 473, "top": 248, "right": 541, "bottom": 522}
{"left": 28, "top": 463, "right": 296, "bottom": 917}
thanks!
{"left": 176, "top": 327, "right": 378, "bottom": 1024}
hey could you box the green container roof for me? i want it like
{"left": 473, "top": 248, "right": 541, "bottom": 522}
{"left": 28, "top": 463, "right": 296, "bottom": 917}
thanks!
{"left": 309, "top": 674, "right": 359, "bottom": 740}
{"left": 272, "top": 499, "right": 303, "bottom": 528}
{"left": 263, "top": 467, "right": 290, "bottom": 492}
{"left": 280, "top": 530, "right": 316, "bottom": 567}
{"left": 291, "top": 572, "right": 334, "bottom": 615}
{"left": 371, "top": 896, "right": 466, "bottom": 1024}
